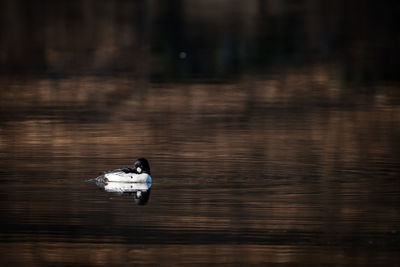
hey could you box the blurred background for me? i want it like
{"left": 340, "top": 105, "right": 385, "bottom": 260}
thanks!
{"left": 1, "top": 0, "right": 399, "bottom": 82}
{"left": 0, "top": 0, "right": 399, "bottom": 266}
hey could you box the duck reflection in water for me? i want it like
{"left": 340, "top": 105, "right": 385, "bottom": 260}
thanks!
{"left": 96, "top": 181, "right": 152, "bottom": 205}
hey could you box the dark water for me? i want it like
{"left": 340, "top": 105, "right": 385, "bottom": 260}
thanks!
{"left": 0, "top": 76, "right": 399, "bottom": 266}
{"left": 1, "top": 0, "right": 400, "bottom": 265}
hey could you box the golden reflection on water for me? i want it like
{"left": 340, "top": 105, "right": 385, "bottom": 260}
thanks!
{"left": 1, "top": 243, "right": 398, "bottom": 266}
{"left": 0, "top": 75, "right": 399, "bottom": 266}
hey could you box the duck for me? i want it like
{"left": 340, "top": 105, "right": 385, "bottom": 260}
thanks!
{"left": 96, "top": 158, "right": 152, "bottom": 183}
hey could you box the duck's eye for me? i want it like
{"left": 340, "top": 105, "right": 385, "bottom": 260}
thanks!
{"left": 136, "top": 167, "right": 142, "bottom": 173}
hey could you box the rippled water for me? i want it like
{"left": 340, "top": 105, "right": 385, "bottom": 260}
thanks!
{"left": 0, "top": 76, "right": 399, "bottom": 266}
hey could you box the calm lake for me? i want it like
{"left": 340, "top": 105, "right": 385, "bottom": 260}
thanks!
{"left": 1, "top": 0, "right": 400, "bottom": 265}
{"left": 0, "top": 75, "right": 399, "bottom": 266}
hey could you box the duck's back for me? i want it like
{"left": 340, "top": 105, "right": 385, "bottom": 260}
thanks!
{"left": 102, "top": 170, "right": 151, "bottom": 183}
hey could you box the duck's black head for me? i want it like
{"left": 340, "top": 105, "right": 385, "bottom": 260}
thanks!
{"left": 134, "top": 158, "right": 151, "bottom": 175}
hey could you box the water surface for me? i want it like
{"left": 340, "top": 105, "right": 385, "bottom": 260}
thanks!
{"left": 0, "top": 76, "right": 399, "bottom": 266}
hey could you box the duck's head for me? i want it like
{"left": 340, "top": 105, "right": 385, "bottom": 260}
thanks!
{"left": 134, "top": 158, "right": 151, "bottom": 175}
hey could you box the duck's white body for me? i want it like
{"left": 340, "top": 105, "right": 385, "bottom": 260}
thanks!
{"left": 104, "top": 172, "right": 152, "bottom": 183}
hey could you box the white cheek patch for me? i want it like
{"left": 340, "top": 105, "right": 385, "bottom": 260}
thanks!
{"left": 136, "top": 167, "right": 142, "bottom": 173}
